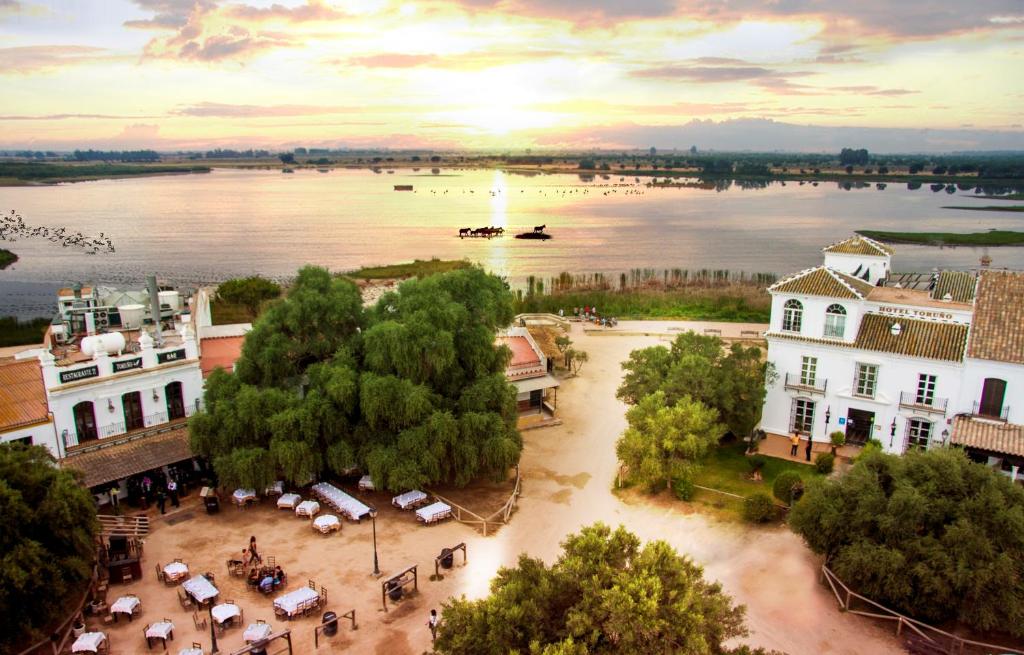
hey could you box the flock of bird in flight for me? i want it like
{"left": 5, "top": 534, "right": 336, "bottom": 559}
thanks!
{"left": 1, "top": 210, "right": 115, "bottom": 255}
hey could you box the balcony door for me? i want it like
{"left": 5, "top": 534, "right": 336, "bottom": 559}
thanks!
{"left": 122, "top": 391, "right": 144, "bottom": 431}
{"left": 166, "top": 381, "right": 185, "bottom": 420}
{"left": 73, "top": 401, "right": 98, "bottom": 443}
{"left": 979, "top": 378, "right": 1006, "bottom": 418}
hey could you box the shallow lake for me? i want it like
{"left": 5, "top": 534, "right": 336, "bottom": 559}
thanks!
{"left": 2, "top": 167, "right": 1022, "bottom": 317}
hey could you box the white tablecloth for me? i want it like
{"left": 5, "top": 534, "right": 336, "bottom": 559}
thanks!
{"left": 164, "top": 562, "right": 189, "bottom": 579}
{"left": 110, "top": 595, "right": 140, "bottom": 615}
{"left": 273, "top": 586, "right": 319, "bottom": 616}
{"left": 72, "top": 632, "right": 106, "bottom": 653}
{"left": 211, "top": 603, "right": 241, "bottom": 625}
{"left": 277, "top": 493, "right": 301, "bottom": 509}
{"left": 358, "top": 475, "right": 375, "bottom": 491}
{"left": 182, "top": 575, "right": 219, "bottom": 603}
{"left": 313, "top": 514, "right": 340, "bottom": 532}
{"left": 145, "top": 621, "right": 174, "bottom": 639}
{"left": 243, "top": 622, "right": 273, "bottom": 642}
{"left": 392, "top": 490, "right": 427, "bottom": 509}
{"left": 311, "top": 482, "right": 372, "bottom": 521}
{"left": 265, "top": 481, "right": 284, "bottom": 496}
{"left": 179, "top": 648, "right": 203, "bottom": 655}
{"left": 233, "top": 488, "right": 256, "bottom": 502}
{"left": 416, "top": 501, "right": 452, "bottom": 523}
{"left": 295, "top": 500, "right": 319, "bottom": 517}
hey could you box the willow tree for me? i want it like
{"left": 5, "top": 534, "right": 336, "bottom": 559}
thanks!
{"left": 190, "top": 265, "right": 521, "bottom": 492}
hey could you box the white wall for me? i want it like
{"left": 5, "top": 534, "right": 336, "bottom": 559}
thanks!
{"left": 762, "top": 337, "right": 962, "bottom": 453}
{"left": 823, "top": 251, "right": 889, "bottom": 284}
{"left": 959, "top": 358, "right": 1024, "bottom": 424}
{"left": 769, "top": 292, "right": 863, "bottom": 343}
{"left": 0, "top": 420, "right": 59, "bottom": 457}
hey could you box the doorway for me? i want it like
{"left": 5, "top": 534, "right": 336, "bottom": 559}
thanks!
{"left": 122, "top": 391, "right": 144, "bottom": 431}
{"left": 979, "top": 378, "right": 1007, "bottom": 418}
{"left": 73, "top": 401, "right": 98, "bottom": 443}
{"left": 165, "top": 381, "right": 185, "bottom": 420}
{"left": 845, "top": 408, "right": 875, "bottom": 446}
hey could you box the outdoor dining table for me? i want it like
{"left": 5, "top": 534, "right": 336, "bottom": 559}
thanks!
{"left": 211, "top": 603, "right": 241, "bottom": 626}
{"left": 232, "top": 488, "right": 256, "bottom": 507}
{"left": 392, "top": 490, "right": 427, "bottom": 510}
{"left": 276, "top": 493, "right": 301, "bottom": 509}
{"left": 71, "top": 631, "right": 106, "bottom": 653}
{"left": 144, "top": 621, "right": 174, "bottom": 649}
{"left": 178, "top": 648, "right": 203, "bottom": 655}
{"left": 163, "top": 561, "right": 189, "bottom": 582}
{"left": 110, "top": 595, "right": 140, "bottom": 621}
{"left": 243, "top": 622, "right": 273, "bottom": 643}
{"left": 295, "top": 500, "right": 320, "bottom": 518}
{"left": 358, "top": 475, "right": 375, "bottom": 491}
{"left": 182, "top": 575, "right": 219, "bottom": 605}
{"left": 273, "top": 586, "right": 319, "bottom": 617}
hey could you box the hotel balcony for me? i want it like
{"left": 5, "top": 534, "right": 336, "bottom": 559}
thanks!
{"left": 898, "top": 391, "right": 948, "bottom": 415}
{"left": 784, "top": 372, "right": 828, "bottom": 395}
{"left": 972, "top": 401, "right": 1010, "bottom": 422}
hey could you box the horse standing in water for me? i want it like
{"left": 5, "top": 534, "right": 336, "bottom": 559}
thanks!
{"left": 458, "top": 227, "right": 471, "bottom": 238}
{"left": 534, "top": 224, "right": 546, "bottom": 233}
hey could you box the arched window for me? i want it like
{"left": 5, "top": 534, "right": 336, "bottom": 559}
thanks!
{"left": 824, "top": 304, "right": 847, "bottom": 338}
{"left": 73, "top": 401, "right": 97, "bottom": 443}
{"left": 782, "top": 299, "right": 803, "bottom": 332}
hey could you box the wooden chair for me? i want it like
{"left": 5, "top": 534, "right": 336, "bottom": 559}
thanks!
{"left": 308, "top": 579, "right": 316, "bottom": 590}
{"left": 179, "top": 588, "right": 194, "bottom": 610}
{"left": 274, "top": 605, "right": 287, "bottom": 620}
{"left": 256, "top": 619, "right": 266, "bottom": 625}
{"left": 193, "top": 611, "right": 206, "bottom": 630}
{"left": 155, "top": 563, "right": 165, "bottom": 583}
{"left": 319, "top": 586, "right": 327, "bottom": 605}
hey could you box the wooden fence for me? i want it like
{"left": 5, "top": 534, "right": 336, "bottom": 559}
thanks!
{"left": 430, "top": 470, "right": 522, "bottom": 536}
{"left": 820, "top": 565, "right": 1024, "bottom": 655}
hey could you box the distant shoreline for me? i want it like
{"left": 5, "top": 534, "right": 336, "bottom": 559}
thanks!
{"left": 857, "top": 230, "right": 1024, "bottom": 247}
{"left": 0, "top": 162, "right": 211, "bottom": 186}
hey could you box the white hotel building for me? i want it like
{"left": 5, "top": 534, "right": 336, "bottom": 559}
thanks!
{"left": 760, "top": 236, "right": 1024, "bottom": 483}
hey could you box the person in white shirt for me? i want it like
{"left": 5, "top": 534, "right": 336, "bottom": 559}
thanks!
{"left": 427, "top": 609, "right": 438, "bottom": 641}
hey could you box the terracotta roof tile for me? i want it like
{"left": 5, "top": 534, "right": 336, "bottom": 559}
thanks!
{"left": 950, "top": 415, "right": 1024, "bottom": 457}
{"left": 854, "top": 314, "right": 967, "bottom": 362}
{"left": 61, "top": 425, "right": 192, "bottom": 489}
{"left": 967, "top": 270, "right": 1024, "bottom": 364}
{"left": 769, "top": 266, "right": 875, "bottom": 300}
{"left": 824, "top": 236, "right": 894, "bottom": 257}
{"left": 200, "top": 335, "right": 246, "bottom": 378}
{"left": 496, "top": 336, "right": 540, "bottom": 368}
{"left": 930, "top": 271, "right": 977, "bottom": 303}
{"left": 0, "top": 359, "right": 50, "bottom": 432}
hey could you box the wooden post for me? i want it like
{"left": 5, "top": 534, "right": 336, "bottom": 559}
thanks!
{"left": 845, "top": 589, "right": 851, "bottom": 611}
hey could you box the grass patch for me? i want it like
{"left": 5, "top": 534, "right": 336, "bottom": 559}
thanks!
{"left": 0, "top": 162, "right": 210, "bottom": 184}
{"left": 693, "top": 441, "right": 822, "bottom": 497}
{"left": 942, "top": 205, "right": 1024, "bottom": 213}
{"left": 344, "top": 258, "right": 472, "bottom": 279}
{"left": 0, "top": 248, "right": 17, "bottom": 270}
{"left": 515, "top": 286, "right": 770, "bottom": 322}
{"left": 210, "top": 301, "right": 253, "bottom": 325}
{"left": 0, "top": 316, "right": 50, "bottom": 347}
{"left": 858, "top": 229, "right": 1024, "bottom": 246}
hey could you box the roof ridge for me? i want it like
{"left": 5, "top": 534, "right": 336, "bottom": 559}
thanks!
{"left": 823, "top": 235, "right": 892, "bottom": 257}
{"left": 767, "top": 266, "right": 821, "bottom": 291}
{"left": 825, "top": 267, "right": 866, "bottom": 299}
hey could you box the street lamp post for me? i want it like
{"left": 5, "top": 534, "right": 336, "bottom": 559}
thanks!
{"left": 208, "top": 602, "right": 219, "bottom": 653}
{"left": 370, "top": 507, "right": 381, "bottom": 578}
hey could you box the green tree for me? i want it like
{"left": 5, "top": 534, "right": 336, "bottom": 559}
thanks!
{"left": 216, "top": 276, "right": 282, "bottom": 319}
{"left": 436, "top": 523, "right": 752, "bottom": 655}
{"left": 790, "top": 448, "right": 1024, "bottom": 636}
{"left": 279, "top": 153, "right": 295, "bottom": 164}
{"left": 616, "top": 391, "right": 724, "bottom": 492}
{"left": 0, "top": 444, "right": 99, "bottom": 650}
{"left": 565, "top": 347, "right": 589, "bottom": 376}
{"left": 617, "top": 333, "right": 773, "bottom": 438}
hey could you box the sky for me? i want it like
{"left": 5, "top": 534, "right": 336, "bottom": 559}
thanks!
{"left": 1, "top": 0, "right": 1023, "bottom": 152}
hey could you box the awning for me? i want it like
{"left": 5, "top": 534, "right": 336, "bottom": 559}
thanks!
{"left": 61, "top": 425, "right": 194, "bottom": 489}
{"left": 950, "top": 415, "right": 1024, "bottom": 457}
{"left": 512, "top": 374, "right": 560, "bottom": 394}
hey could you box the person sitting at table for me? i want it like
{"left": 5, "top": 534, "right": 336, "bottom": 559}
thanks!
{"left": 272, "top": 566, "right": 285, "bottom": 586}
{"left": 247, "top": 567, "right": 259, "bottom": 587}
{"left": 259, "top": 574, "right": 274, "bottom": 593}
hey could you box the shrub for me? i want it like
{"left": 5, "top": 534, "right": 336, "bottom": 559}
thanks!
{"left": 743, "top": 492, "right": 777, "bottom": 523}
{"left": 829, "top": 430, "right": 846, "bottom": 455}
{"left": 814, "top": 452, "right": 835, "bottom": 474}
{"left": 772, "top": 470, "right": 804, "bottom": 505}
{"left": 672, "top": 476, "right": 695, "bottom": 501}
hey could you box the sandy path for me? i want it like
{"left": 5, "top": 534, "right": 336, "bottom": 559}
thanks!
{"left": 91, "top": 322, "right": 901, "bottom": 655}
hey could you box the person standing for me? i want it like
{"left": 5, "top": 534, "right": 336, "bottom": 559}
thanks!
{"left": 249, "top": 535, "right": 261, "bottom": 565}
{"left": 805, "top": 433, "right": 813, "bottom": 462}
{"left": 790, "top": 432, "right": 800, "bottom": 457}
{"left": 167, "top": 477, "right": 179, "bottom": 508}
{"left": 427, "top": 609, "right": 438, "bottom": 642}
{"left": 108, "top": 484, "right": 120, "bottom": 510}
{"left": 142, "top": 475, "right": 153, "bottom": 507}
{"left": 156, "top": 486, "right": 167, "bottom": 514}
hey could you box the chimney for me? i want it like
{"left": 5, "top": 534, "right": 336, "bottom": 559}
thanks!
{"left": 72, "top": 282, "right": 82, "bottom": 299}
{"left": 147, "top": 274, "right": 164, "bottom": 346}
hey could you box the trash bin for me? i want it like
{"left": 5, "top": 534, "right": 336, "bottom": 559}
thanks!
{"left": 440, "top": 548, "right": 454, "bottom": 569}
{"left": 321, "top": 611, "right": 338, "bottom": 637}
{"left": 386, "top": 580, "right": 403, "bottom": 602}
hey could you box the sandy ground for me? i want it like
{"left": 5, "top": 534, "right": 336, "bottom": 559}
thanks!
{"left": 87, "top": 321, "right": 903, "bottom": 655}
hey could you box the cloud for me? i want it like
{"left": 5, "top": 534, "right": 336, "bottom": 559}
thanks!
{"left": 453, "top": 0, "right": 678, "bottom": 24}
{"left": 124, "top": 0, "right": 214, "bottom": 29}
{"left": 831, "top": 86, "right": 918, "bottom": 96}
{"left": 0, "top": 45, "right": 116, "bottom": 73}
{"left": 174, "top": 28, "right": 292, "bottom": 61}
{"left": 172, "top": 102, "right": 360, "bottom": 117}
{"left": 225, "top": 0, "right": 347, "bottom": 22}
{"left": 347, "top": 53, "right": 441, "bottom": 68}
{"left": 630, "top": 65, "right": 778, "bottom": 82}
{"left": 0, "top": 113, "right": 162, "bottom": 120}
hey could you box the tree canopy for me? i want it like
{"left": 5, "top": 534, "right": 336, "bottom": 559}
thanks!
{"left": 0, "top": 444, "right": 98, "bottom": 650}
{"left": 191, "top": 265, "right": 522, "bottom": 492}
{"left": 617, "top": 332, "right": 773, "bottom": 438}
{"left": 436, "top": 523, "right": 771, "bottom": 655}
{"left": 216, "top": 275, "right": 282, "bottom": 318}
{"left": 790, "top": 447, "right": 1024, "bottom": 637}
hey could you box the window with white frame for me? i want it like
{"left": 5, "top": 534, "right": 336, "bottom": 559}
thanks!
{"left": 782, "top": 299, "right": 803, "bottom": 332}
{"left": 854, "top": 363, "right": 878, "bottom": 398}
{"left": 823, "top": 304, "right": 847, "bottom": 338}
{"left": 791, "top": 398, "right": 815, "bottom": 434}
{"left": 907, "top": 418, "right": 932, "bottom": 450}
{"left": 800, "top": 356, "right": 818, "bottom": 385}
{"left": 916, "top": 374, "right": 936, "bottom": 405}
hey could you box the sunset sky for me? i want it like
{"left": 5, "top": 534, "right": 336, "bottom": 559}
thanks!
{"left": 1, "top": 0, "right": 1022, "bottom": 151}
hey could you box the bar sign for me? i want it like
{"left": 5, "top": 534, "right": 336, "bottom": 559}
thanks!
{"left": 157, "top": 348, "right": 186, "bottom": 364}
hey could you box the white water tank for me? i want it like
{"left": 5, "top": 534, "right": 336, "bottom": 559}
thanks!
{"left": 118, "top": 304, "right": 146, "bottom": 329}
{"left": 158, "top": 290, "right": 181, "bottom": 312}
{"left": 81, "top": 331, "right": 126, "bottom": 357}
